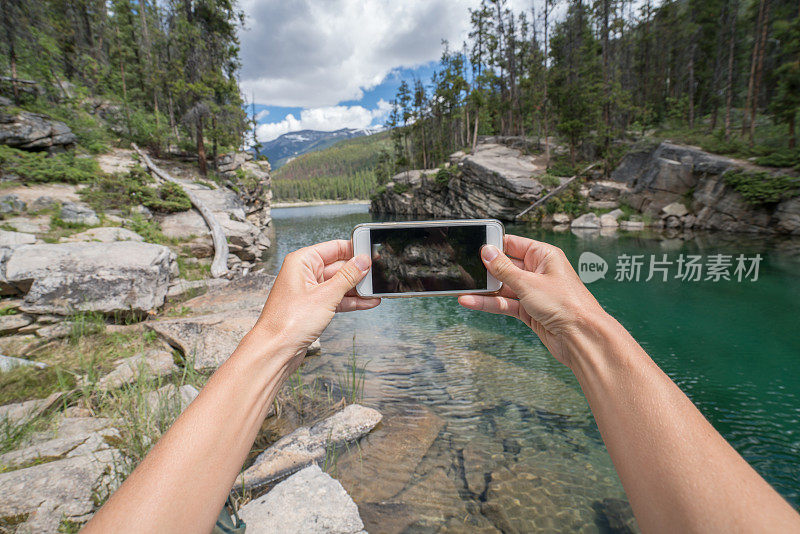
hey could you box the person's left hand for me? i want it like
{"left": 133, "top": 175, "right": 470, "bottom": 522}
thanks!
{"left": 252, "top": 239, "right": 380, "bottom": 361}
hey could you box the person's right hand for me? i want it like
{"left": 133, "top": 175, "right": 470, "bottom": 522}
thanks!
{"left": 458, "top": 234, "right": 607, "bottom": 369}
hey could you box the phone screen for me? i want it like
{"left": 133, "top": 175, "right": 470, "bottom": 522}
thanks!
{"left": 369, "top": 225, "right": 487, "bottom": 294}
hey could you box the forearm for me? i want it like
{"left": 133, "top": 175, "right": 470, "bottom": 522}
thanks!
{"left": 568, "top": 312, "right": 800, "bottom": 533}
{"left": 85, "top": 330, "right": 296, "bottom": 533}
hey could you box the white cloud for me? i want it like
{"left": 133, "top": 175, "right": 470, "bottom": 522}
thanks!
{"left": 239, "top": 0, "right": 479, "bottom": 108}
{"left": 256, "top": 100, "right": 391, "bottom": 142}
{"left": 254, "top": 109, "right": 270, "bottom": 121}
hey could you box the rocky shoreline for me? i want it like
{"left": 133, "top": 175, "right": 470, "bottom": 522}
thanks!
{"left": 371, "top": 138, "right": 800, "bottom": 237}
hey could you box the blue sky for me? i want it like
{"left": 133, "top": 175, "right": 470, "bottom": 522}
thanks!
{"left": 238, "top": 0, "right": 480, "bottom": 142}
{"left": 248, "top": 63, "right": 440, "bottom": 139}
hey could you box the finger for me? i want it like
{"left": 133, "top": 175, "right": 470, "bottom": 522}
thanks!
{"left": 322, "top": 255, "right": 371, "bottom": 298}
{"left": 306, "top": 240, "right": 353, "bottom": 266}
{"left": 458, "top": 294, "right": 520, "bottom": 318}
{"left": 503, "top": 234, "right": 549, "bottom": 259}
{"left": 322, "top": 260, "right": 347, "bottom": 281}
{"left": 480, "top": 245, "right": 536, "bottom": 298}
{"left": 336, "top": 296, "right": 382, "bottom": 312}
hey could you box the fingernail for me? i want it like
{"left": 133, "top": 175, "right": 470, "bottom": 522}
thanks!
{"left": 354, "top": 254, "right": 370, "bottom": 271}
{"left": 481, "top": 245, "right": 500, "bottom": 263}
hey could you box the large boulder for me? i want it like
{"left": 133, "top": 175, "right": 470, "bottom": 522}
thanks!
{"left": 0, "top": 241, "right": 175, "bottom": 315}
{"left": 0, "top": 108, "right": 77, "bottom": 150}
{"left": 61, "top": 227, "right": 143, "bottom": 243}
{"left": 241, "top": 404, "right": 383, "bottom": 490}
{"left": 238, "top": 464, "right": 367, "bottom": 534}
{"left": 371, "top": 142, "right": 545, "bottom": 220}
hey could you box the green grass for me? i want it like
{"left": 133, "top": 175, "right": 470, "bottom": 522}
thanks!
{"left": 337, "top": 334, "right": 367, "bottom": 405}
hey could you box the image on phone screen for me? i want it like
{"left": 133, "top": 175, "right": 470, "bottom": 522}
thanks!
{"left": 369, "top": 226, "right": 487, "bottom": 293}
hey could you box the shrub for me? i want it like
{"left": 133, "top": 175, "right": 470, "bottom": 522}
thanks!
{"left": 0, "top": 145, "right": 98, "bottom": 184}
{"left": 545, "top": 180, "right": 587, "bottom": 216}
{"left": 755, "top": 149, "right": 800, "bottom": 169}
{"left": 81, "top": 167, "right": 191, "bottom": 213}
{"left": 722, "top": 170, "right": 799, "bottom": 205}
{"left": 539, "top": 173, "right": 561, "bottom": 188}
{"left": 393, "top": 183, "right": 409, "bottom": 194}
{"left": 434, "top": 165, "right": 457, "bottom": 188}
{"left": 547, "top": 159, "right": 577, "bottom": 177}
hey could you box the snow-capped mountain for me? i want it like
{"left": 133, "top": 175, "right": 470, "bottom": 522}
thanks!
{"left": 259, "top": 127, "right": 384, "bottom": 169}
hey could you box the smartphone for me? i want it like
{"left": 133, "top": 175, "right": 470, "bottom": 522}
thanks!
{"left": 352, "top": 219, "right": 504, "bottom": 298}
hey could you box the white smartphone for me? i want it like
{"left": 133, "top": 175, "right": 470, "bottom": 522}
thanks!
{"left": 352, "top": 219, "right": 504, "bottom": 298}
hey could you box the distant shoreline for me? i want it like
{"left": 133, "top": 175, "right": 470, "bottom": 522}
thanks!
{"left": 271, "top": 200, "right": 370, "bottom": 208}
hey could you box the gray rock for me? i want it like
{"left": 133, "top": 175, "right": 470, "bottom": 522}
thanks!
{"left": 29, "top": 196, "right": 56, "bottom": 212}
{"left": 1, "top": 241, "right": 174, "bottom": 314}
{"left": 0, "top": 416, "right": 116, "bottom": 470}
{"left": 0, "top": 313, "right": 33, "bottom": 334}
{"left": 148, "top": 310, "right": 259, "bottom": 370}
{"left": 307, "top": 338, "right": 322, "bottom": 355}
{"left": 661, "top": 202, "right": 689, "bottom": 217}
{"left": 0, "top": 354, "right": 47, "bottom": 372}
{"left": 59, "top": 201, "right": 100, "bottom": 226}
{"left": 0, "top": 392, "right": 63, "bottom": 425}
{"left": 0, "top": 194, "right": 25, "bottom": 215}
{"left": 131, "top": 204, "right": 153, "bottom": 219}
{"left": 35, "top": 321, "right": 72, "bottom": 340}
{"left": 0, "top": 448, "right": 117, "bottom": 532}
{"left": 599, "top": 213, "right": 620, "bottom": 228}
{"left": 238, "top": 464, "right": 366, "bottom": 534}
{"left": 95, "top": 349, "right": 177, "bottom": 390}
{"left": 61, "top": 227, "right": 143, "bottom": 243}
{"left": 242, "top": 404, "right": 382, "bottom": 490}
{"left": 0, "top": 229, "right": 37, "bottom": 247}
{"left": 3, "top": 215, "right": 49, "bottom": 234}
{"left": 0, "top": 109, "right": 77, "bottom": 150}
{"left": 570, "top": 213, "right": 601, "bottom": 229}
{"left": 166, "top": 277, "right": 228, "bottom": 299}
{"left": 371, "top": 142, "right": 544, "bottom": 220}
{"left": 551, "top": 213, "right": 571, "bottom": 225}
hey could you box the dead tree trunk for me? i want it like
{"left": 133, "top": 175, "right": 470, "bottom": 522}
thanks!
{"left": 132, "top": 143, "right": 229, "bottom": 278}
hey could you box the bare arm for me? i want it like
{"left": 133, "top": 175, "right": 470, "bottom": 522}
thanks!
{"left": 459, "top": 235, "right": 800, "bottom": 533}
{"left": 84, "top": 240, "right": 378, "bottom": 533}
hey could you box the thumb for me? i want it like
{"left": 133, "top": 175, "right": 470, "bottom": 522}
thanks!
{"left": 481, "top": 245, "right": 532, "bottom": 297}
{"left": 324, "top": 254, "right": 371, "bottom": 298}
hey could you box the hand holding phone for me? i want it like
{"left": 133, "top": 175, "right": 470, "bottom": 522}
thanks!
{"left": 351, "top": 219, "right": 504, "bottom": 298}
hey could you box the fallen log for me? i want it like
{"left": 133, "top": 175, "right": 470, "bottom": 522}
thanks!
{"left": 132, "top": 143, "right": 229, "bottom": 278}
{"left": 515, "top": 162, "right": 598, "bottom": 220}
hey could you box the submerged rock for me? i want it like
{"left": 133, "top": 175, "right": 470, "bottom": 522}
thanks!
{"left": 241, "top": 404, "right": 382, "bottom": 490}
{"left": 1, "top": 241, "right": 175, "bottom": 315}
{"left": 237, "top": 464, "right": 367, "bottom": 534}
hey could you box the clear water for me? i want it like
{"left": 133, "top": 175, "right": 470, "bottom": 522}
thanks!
{"left": 265, "top": 203, "right": 800, "bottom": 532}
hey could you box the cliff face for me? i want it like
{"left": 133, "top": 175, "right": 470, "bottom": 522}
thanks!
{"left": 612, "top": 142, "right": 799, "bottom": 234}
{"left": 370, "top": 141, "right": 546, "bottom": 220}
{"left": 372, "top": 138, "right": 800, "bottom": 235}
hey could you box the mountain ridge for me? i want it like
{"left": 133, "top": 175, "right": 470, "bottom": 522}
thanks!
{"left": 259, "top": 127, "right": 384, "bottom": 169}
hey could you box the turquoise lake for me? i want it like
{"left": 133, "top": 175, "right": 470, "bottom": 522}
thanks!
{"left": 265, "top": 203, "right": 800, "bottom": 532}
